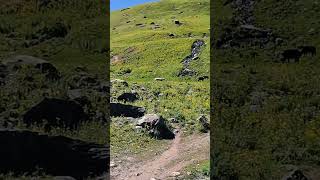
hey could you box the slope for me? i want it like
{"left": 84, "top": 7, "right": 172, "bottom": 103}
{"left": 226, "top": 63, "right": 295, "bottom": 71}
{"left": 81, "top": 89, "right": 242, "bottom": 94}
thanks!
{"left": 212, "top": 0, "right": 320, "bottom": 179}
{"left": 110, "top": 0, "right": 210, "bottom": 179}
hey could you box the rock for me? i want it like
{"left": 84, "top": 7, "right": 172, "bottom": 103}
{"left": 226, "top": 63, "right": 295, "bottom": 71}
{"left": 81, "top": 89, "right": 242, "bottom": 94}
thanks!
{"left": 135, "top": 125, "right": 144, "bottom": 133}
{"left": 169, "top": 118, "right": 178, "bottom": 123}
{"left": 137, "top": 114, "right": 175, "bottom": 139}
{"left": 171, "top": 171, "right": 181, "bottom": 177}
{"left": 178, "top": 68, "right": 196, "bottom": 77}
{"left": 174, "top": 20, "right": 181, "bottom": 25}
{"left": 67, "top": 89, "right": 82, "bottom": 100}
{"left": 110, "top": 103, "right": 145, "bottom": 118}
{"left": 136, "top": 23, "right": 145, "bottom": 27}
{"left": 110, "top": 161, "right": 117, "bottom": 168}
{"left": 118, "top": 68, "right": 132, "bottom": 75}
{"left": 111, "top": 55, "right": 123, "bottom": 64}
{"left": 23, "top": 98, "right": 89, "bottom": 131}
{"left": 154, "top": 77, "right": 165, "bottom": 81}
{"left": 198, "top": 75, "right": 209, "bottom": 81}
{"left": 1, "top": 55, "right": 60, "bottom": 80}
{"left": 282, "top": 169, "right": 309, "bottom": 180}
{"left": 182, "top": 40, "right": 205, "bottom": 66}
{"left": 0, "top": 129, "right": 108, "bottom": 179}
{"left": 198, "top": 115, "right": 210, "bottom": 133}
{"left": 117, "top": 92, "right": 139, "bottom": 103}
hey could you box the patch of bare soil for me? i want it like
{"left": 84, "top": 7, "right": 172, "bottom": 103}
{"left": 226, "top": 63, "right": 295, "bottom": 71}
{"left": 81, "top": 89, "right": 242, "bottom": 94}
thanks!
{"left": 111, "top": 130, "right": 209, "bottom": 180}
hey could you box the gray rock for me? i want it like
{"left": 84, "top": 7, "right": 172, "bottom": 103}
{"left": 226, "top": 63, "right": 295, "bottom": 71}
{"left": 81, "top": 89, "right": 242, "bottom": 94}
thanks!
{"left": 178, "top": 68, "right": 196, "bottom": 77}
{"left": 137, "top": 114, "right": 175, "bottom": 139}
{"left": 154, "top": 77, "right": 165, "bottom": 81}
{"left": 117, "top": 92, "right": 139, "bottom": 103}
{"left": 1, "top": 55, "right": 60, "bottom": 80}
{"left": 198, "top": 115, "right": 210, "bottom": 133}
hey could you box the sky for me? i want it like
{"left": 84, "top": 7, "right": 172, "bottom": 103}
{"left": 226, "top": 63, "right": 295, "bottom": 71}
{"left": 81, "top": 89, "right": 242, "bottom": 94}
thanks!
{"left": 111, "top": 0, "right": 159, "bottom": 11}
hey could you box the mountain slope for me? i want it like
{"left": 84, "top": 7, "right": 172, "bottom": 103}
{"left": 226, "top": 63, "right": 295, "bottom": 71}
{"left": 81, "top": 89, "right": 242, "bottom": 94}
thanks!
{"left": 212, "top": 0, "right": 320, "bottom": 179}
{"left": 110, "top": 0, "right": 210, "bottom": 179}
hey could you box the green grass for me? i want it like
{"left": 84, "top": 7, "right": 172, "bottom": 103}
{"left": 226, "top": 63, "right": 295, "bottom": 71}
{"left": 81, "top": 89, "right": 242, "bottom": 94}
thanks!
{"left": 211, "top": 0, "right": 320, "bottom": 179}
{"left": 111, "top": 0, "right": 210, "bottom": 81}
{"left": 110, "top": 1, "right": 210, "bottom": 176}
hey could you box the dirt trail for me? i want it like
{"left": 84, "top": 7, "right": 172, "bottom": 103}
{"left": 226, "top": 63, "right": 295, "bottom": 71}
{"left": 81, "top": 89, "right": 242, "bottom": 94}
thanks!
{"left": 111, "top": 130, "right": 209, "bottom": 180}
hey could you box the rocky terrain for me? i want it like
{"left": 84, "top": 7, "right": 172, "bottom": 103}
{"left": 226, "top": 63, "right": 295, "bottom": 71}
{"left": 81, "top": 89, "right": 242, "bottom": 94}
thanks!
{"left": 212, "top": 0, "right": 320, "bottom": 179}
{"left": 0, "top": 0, "right": 109, "bottom": 179}
{"left": 110, "top": 0, "right": 210, "bottom": 179}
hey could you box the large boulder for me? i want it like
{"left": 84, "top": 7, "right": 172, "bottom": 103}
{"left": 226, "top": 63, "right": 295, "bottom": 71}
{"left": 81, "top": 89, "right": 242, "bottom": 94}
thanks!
{"left": 1, "top": 55, "right": 60, "bottom": 80}
{"left": 197, "top": 115, "right": 210, "bottom": 133}
{"left": 0, "top": 129, "right": 108, "bottom": 179}
{"left": 117, "top": 92, "right": 139, "bottom": 103}
{"left": 136, "top": 114, "right": 175, "bottom": 139}
{"left": 23, "top": 98, "right": 89, "bottom": 131}
{"left": 110, "top": 103, "right": 145, "bottom": 118}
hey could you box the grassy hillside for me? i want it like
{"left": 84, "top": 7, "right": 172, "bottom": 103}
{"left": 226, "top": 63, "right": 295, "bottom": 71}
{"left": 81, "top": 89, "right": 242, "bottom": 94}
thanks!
{"left": 110, "top": 0, "right": 210, "bottom": 178}
{"left": 0, "top": 0, "right": 108, "bottom": 72}
{"left": 0, "top": 0, "right": 109, "bottom": 178}
{"left": 212, "top": 0, "right": 320, "bottom": 179}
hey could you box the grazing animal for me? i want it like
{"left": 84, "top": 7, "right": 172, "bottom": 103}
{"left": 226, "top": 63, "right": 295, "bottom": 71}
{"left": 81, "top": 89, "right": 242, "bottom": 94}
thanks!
{"left": 298, "top": 46, "right": 316, "bottom": 56}
{"left": 280, "top": 49, "right": 302, "bottom": 63}
{"left": 23, "top": 98, "right": 89, "bottom": 131}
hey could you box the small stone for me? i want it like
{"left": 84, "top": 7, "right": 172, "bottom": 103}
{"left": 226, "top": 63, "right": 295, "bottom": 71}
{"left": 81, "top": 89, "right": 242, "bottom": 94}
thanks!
{"left": 154, "top": 77, "right": 165, "bottom": 81}
{"left": 110, "top": 161, "right": 117, "bottom": 167}
{"left": 171, "top": 171, "right": 181, "bottom": 177}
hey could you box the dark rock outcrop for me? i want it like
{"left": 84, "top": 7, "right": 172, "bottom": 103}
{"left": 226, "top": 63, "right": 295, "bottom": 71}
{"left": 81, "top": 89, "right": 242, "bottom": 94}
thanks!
{"left": 0, "top": 129, "right": 108, "bottom": 179}
{"left": 117, "top": 92, "right": 139, "bottom": 103}
{"left": 179, "top": 40, "right": 205, "bottom": 77}
{"left": 110, "top": 103, "right": 145, "bottom": 118}
{"left": 136, "top": 114, "right": 175, "bottom": 139}
{"left": 197, "top": 115, "right": 210, "bottom": 133}
{"left": 1, "top": 55, "right": 60, "bottom": 80}
{"left": 198, "top": 75, "right": 209, "bottom": 81}
{"left": 23, "top": 98, "right": 89, "bottom": 131}
{"left": 182, "top": 40, "right": 206, "bottom": 66}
